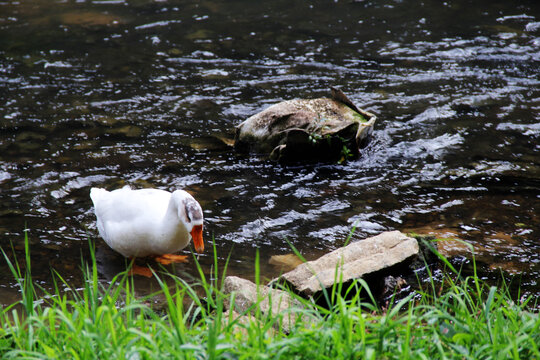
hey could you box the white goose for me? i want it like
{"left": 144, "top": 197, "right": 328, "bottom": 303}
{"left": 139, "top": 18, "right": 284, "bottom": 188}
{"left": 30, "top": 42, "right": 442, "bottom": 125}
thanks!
{"left": 90, "top": 186, "right": 204, "bottom": 277}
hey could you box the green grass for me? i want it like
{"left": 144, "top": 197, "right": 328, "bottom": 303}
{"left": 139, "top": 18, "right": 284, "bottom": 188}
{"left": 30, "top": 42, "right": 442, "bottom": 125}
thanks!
{"left": 0, "top": 232, "right": 539, "bottom": 359}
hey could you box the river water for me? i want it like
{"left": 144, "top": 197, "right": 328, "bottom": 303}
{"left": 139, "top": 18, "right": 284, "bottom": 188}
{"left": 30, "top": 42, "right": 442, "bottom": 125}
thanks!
{"left": 1, "top": 0, "right": 539, "bottom": 304}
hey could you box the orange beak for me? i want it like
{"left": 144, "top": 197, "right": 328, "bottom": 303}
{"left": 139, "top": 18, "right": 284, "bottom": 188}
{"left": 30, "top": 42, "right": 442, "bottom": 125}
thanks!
{"left": 190, "top": 224, "right": 204, "bottom": 253}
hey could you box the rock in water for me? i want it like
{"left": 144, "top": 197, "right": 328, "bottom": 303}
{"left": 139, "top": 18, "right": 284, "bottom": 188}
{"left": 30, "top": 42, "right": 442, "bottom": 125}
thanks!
{"left": 277, "top": 231, "right": 419, "bottom": 296}
{"left": 234, "top": 87, "right": 377, "bottom": 163}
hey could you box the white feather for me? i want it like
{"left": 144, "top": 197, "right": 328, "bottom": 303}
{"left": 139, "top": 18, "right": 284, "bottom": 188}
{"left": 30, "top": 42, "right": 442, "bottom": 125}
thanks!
{"left": 90, "top": 186, "right": 203, "bottom": 257}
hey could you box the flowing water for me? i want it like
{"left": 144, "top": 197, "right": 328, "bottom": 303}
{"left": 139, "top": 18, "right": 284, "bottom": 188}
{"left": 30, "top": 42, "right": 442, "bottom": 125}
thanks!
{"left": 1, "top": 0, "right": 539, "bottom": 304}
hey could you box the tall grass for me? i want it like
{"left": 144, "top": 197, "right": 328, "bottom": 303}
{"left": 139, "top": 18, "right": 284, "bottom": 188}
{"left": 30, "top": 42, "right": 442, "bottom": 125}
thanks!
{"left": 0, "top": 233, "right": 538, "bottom": 359}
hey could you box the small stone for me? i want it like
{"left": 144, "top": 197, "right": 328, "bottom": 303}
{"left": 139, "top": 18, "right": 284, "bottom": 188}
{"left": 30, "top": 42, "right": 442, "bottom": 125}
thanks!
{"left": 222, "top": 276, "right": 306, "bottom": 334}
{"left": 221, "top": 310, "right": 275, "bottom": 337}
{"left": 383, "top": 275, "right": 408, "bottom": 297}
{"left": 185, "top": 29, "right": 214, "bottom": 41}
{"left": 15, "top": 132, "right": 47, "bottom": 142}
{"left": 0, "top": 209, "right": 24, "bottom": 217}
{"left": 169, "top": 48, "right": 183, "bottom": 56}
{"left": 95, "top": 116, "right": 120, "bottom": 127}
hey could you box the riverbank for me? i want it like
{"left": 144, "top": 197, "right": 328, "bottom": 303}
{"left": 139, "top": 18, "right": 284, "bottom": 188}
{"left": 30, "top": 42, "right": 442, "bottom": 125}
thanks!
{"left": 1, "top": 235, "right": 538, "bottom": 359}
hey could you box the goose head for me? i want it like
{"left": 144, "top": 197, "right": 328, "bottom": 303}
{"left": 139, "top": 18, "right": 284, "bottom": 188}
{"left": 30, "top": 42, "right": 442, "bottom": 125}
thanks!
{"left": 172, "top": 190, "right": 204, "bottom": 253}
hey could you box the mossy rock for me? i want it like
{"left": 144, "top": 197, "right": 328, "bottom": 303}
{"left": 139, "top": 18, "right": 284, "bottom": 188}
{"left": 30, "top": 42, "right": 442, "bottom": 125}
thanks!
{"left": 234, "top": 87, "right": 377, "bottom": 163}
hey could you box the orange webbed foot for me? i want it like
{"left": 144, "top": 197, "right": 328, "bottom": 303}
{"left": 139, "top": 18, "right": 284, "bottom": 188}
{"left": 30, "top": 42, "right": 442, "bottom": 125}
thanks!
{"left": 155, "top": 254, "right": 189, "bottom": 265}
{"left": 128, "top": 264, "right": 153, "bottom": 278}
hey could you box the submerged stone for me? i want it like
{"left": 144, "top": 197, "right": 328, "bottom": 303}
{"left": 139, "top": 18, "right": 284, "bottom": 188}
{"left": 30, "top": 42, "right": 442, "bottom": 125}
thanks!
{"left": 269, "top": 253, "right": 304, "bottom": 273}
{"left": 106, "top": 125, "right": 143, "bottom": 138}
{"left": 59, "top": 12, "right": 123, "bottom": 27}
{"left": 185, "top": 135, "right": 234, "bottom": 151}
{"left": 234, "top": 87, "right": 377, "bottom": 163}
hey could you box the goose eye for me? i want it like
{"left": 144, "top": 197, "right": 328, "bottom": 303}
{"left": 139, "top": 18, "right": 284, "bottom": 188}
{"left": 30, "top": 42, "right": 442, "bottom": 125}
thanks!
{"left": 184, "top": 205, "right": 192, "bottom": 223}
{"left": 183, "top": 198, "right": 203, "bottom": 224}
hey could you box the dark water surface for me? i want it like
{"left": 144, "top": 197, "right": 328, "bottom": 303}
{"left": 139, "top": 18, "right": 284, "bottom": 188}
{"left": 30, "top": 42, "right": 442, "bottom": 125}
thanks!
{"left": 1, "top": 0, "right": 539, "bottom": 304}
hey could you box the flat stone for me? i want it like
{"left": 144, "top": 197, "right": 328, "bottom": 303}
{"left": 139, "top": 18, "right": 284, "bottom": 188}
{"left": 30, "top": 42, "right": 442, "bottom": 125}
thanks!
{"left": 279, "top": 231, "right": 419, "bottom": 296}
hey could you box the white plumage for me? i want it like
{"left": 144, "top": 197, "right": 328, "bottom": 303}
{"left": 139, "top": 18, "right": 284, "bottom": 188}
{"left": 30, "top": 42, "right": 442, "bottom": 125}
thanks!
{"left": 90, "top": 186, "right": 204, "bottom": 259}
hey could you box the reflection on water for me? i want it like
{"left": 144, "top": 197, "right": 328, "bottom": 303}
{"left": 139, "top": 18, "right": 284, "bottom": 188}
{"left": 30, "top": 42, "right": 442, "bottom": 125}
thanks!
{"left": 1, "top": 0, "right": 539, "bottom": 303}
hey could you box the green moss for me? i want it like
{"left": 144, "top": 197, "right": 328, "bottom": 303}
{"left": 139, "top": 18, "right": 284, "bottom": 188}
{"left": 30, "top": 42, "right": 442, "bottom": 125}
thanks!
{"left": 352, "top": 110, "right": 367, "bottom": 123}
